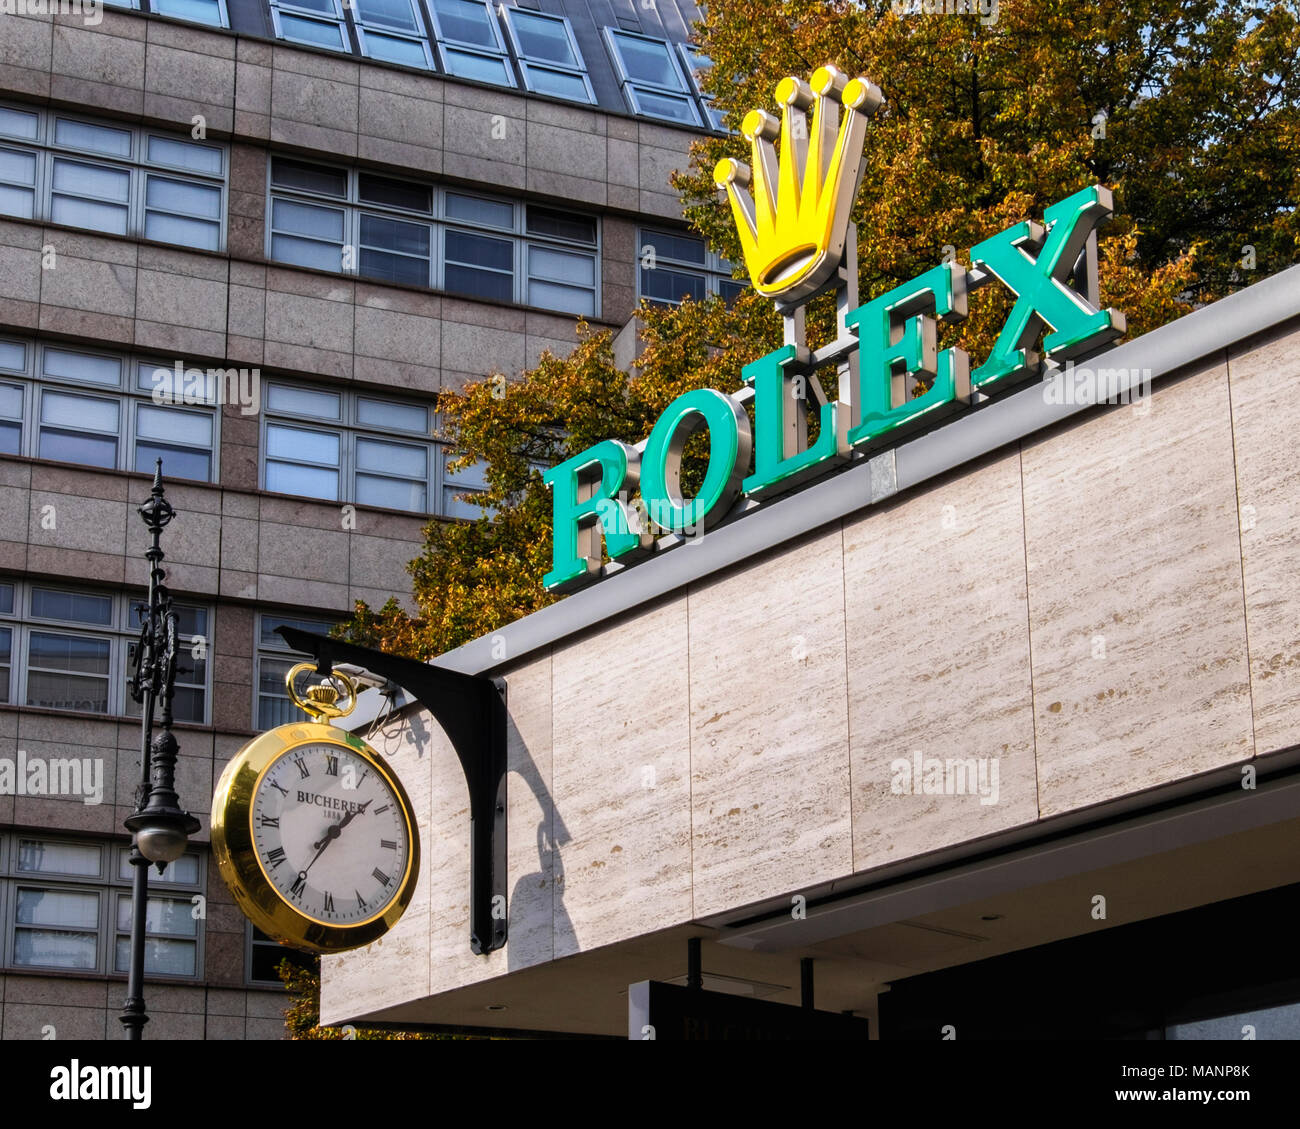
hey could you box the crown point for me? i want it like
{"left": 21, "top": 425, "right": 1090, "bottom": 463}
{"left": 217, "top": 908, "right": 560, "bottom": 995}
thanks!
{"left": 810, "top": 65, "right": 847, "bottom": 97}
{"left": 741, "top": 108, "right": 781, "bottom": 142}
{"left": 713, "top": 157, "right": 750, "bottom": 187}
{"left": 843, "top": 77, "right": 885, "bottom": 115}
{"left": 775, "top": 76, "right": 813, "bottom": 109}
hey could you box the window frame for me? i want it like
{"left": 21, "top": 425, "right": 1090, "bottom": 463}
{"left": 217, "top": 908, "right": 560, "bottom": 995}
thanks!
{"left": 637, "top": 226, "right": 748, "bottom": 307}
{"left": 257, "top": 375, "right": 494, "bottom": 518}
{"left": 352, "top": 0, "right": 435, "bottom": 70}
{"left": 677, "top": 43, "right": 728, "bottom": 133}
{"left": 268, "top": 0, "right": 353, "bottom": 54}
{"left": 603, "top": 28, "right": 702, "bottom": 127}
{"left": 0, "top": 335, "right": 222, "bottom": 484}
{"left": 260, "top": 381, "right": 437, "bottom": 512}
{"left": 0, "top": 102, "right": 228, "bottom": 253}
{"left": 265, "top": 156, "right": 601, "bottom": 316}
{"left": 428, "top": 0, "right": 518, "bottom": 87}
{"left": 103, "top": 0, "right": 230, "bottom": 27}
{"left": 0, "top": 833, "right": 205, "bottom": 981}
{"left": 500, "top": 6, "right": 595, "bottom": 105}
{"left": 0, "top": 579, "right": 213, "bottom": 724}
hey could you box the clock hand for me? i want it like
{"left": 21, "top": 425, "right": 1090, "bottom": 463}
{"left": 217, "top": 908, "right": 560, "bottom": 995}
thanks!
{"left": 297, "top": 799, "right": 378, "bottom": 896}
{"left": 301, "top": 821, "right": 342, "bottom": 876}
{"left": 311, "top": 798, "right": 372, "bottom": 851}
{"left": 335, "top": 798, "right": 373, "bottom": 834}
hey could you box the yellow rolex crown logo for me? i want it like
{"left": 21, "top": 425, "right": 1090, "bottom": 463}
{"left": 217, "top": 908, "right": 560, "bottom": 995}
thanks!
{"left": 714, "top": 66, "right": 883, "bottom": 305}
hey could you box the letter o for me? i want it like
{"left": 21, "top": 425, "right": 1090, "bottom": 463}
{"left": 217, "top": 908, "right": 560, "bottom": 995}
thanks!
{"left": 640, "top": 389, "right": 752, "bottom": 534}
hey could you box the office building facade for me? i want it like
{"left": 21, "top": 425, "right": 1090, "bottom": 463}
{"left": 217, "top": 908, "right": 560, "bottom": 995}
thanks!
{"left": 0, "top": 0, "right": 718, "bottom": 1039}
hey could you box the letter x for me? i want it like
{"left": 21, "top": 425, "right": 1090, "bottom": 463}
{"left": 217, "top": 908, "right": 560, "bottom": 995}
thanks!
{"left": 970, "top": 185, "right": 1126, "bottom": 390}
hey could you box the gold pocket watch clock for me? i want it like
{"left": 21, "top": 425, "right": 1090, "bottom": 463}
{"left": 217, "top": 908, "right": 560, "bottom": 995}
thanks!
{"left": 212, "top": 664, "right": 419, "bottom": 953}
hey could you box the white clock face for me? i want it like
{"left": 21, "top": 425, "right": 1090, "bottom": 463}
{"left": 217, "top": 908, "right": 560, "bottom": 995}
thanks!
{"left": 251, "top": 742, "right": 411, "bottom": 926}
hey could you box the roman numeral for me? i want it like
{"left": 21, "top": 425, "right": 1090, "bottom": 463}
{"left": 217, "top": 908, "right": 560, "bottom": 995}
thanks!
{"left": 325, "top": 755, "right": 339, "bottom": 776}
{"left": 355, "top": 889, "right": 366, "bottom": 910}
{"left": 290, "top": 872, "right": 306, "bottom": 897}
{"left": 294, "top": 756, "right": 309, "bottom": 779}
{"left": 266, "top": 847, "right": 286, "bottom": 869}
{"left": 323, "top": 892, "right": 334, "bottom": 913}
{"left": 380, "top": 839, "right": 396, "bottom": 850}
{"left": 372, "top": 868, "right": 390, "bottom": 886}
{"left": 374, "top": 803, "right": 390, "bottom": 815}
{"left": 260, "top": 815, "right": 279, "bottom": 829}
{"left": 270, "top": 781, "right": 288, "bottom": 797}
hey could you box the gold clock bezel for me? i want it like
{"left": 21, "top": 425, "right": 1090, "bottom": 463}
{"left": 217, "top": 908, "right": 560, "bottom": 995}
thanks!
{"left": 211, "top": 721, "right": 420, "bottom": 954}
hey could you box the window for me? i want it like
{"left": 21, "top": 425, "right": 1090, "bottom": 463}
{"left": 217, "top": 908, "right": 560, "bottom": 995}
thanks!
{"left": 429, "top": 0, "right": 516, "bottom": 86}
{"left": 268, "top": 0, "right": 351, "bottom": 53}
{"left": 268, "top": 157, "right": 600, "bottom": 315}
{"left": 102, "top": 0, "right": 228, "bottom": 26}
{"left": 151, "top": 0, "right": 229, "bottom": 27}
{"left": 353, "top": 0, "right": 434, "bottom": 68}
{"left": 0, "top": 336, "right": 220, "bottom": 482}
{"left": 638, "top": 228, "right": 748, "bottom": 306}
{"left": 501, "top": 7, "right": 594, "bottom": 104}
{"left": 263, "top": 382, "right": 434, "bottom": 510}
{"left": 443, "top": 449, "right": 493, "bottom": 518}
{"left": 256, "top": 613, "right": 341, "bottom": 730}
{"left": 1, "top": 834, "right": 204, "bottom": 979}
{"left": 259, "top": 377, "right": 494, "bottom": 517}
{"left": 678, "top": 44, "right": 727, "bottom": 132}
{"left": 0, "top": 580, "right": 211, "bottom": 723}
{"left": 0, "top": 103, "right": 226, "bottom": 252}
{"left": 248, "top": 923, "right": 314, "bottom": 985}
{"left": 604, "top": 29, "right": 700, "bottom": 126}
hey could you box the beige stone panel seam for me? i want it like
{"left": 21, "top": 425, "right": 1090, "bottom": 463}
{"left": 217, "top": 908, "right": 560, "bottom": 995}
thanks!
{"left": 1016, "top": 443, "right": 1046, "bottom": 818}
{"left": 549, "top": 642, "right": 560, "bottom": 947}
{"left": 685, "top": 582, "right": 695, "bottom": 922}
{"left": 838, "top": 517, "right": 855, "bottom": 870}
{"left": 1222, "top": 347, "right": 1261, "bottom": 762}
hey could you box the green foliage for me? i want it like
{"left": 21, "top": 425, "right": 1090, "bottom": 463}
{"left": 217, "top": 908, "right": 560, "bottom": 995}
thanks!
{"left": 278, "top": 954, "right": 448, "bottom": 1039}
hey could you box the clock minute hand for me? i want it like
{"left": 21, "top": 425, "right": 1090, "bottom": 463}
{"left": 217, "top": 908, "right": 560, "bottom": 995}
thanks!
{"left": 334, "top": 797, "right": 373, "bottom": 835}
{"left": 303, "top": 821, "right": 342, "bottom": 873}
{"left": 310, "top": 799, "right": 371, "bottom": 851}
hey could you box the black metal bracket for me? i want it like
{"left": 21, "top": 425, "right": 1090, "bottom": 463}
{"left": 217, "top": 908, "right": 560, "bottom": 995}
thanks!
{"left": 277, "top": 627, "right": 508, "bottom": 955}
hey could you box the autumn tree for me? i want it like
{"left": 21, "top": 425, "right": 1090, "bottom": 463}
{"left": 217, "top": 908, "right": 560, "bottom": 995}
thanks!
{"left": 342, "top": 0, "right": 1299, "bottom": 660}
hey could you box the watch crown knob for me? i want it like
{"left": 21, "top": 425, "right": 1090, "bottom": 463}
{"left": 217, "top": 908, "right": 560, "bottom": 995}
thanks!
{"left": 307, "top": 684, "right": 339, "bottom": 707}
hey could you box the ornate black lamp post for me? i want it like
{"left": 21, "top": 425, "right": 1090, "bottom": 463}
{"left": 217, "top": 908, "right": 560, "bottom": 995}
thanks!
{"left": 119, "top": 461, "right": 202, "bottom": 1040}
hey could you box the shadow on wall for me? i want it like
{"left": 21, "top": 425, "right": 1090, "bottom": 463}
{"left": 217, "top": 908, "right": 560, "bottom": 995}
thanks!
{"left": 506, "top": 702, "right": 572, "bottom": 973}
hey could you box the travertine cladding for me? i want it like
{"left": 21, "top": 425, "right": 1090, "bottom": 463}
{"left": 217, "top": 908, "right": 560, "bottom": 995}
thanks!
{"left": 322, "top": 346, "right": 1300, "bottom": 1018}
{"left": 1226, "top": 319, "right": 1300, "bottom": 753}
{"left": 552, "top": 600, "right": 692, "bottom": 954}
{"left": 689, "top": 529, "right": 853, "bottom": 919}
{"left": 844, "top": 450, "right": 1038, "bottom": 872}
{"left": 1022, "top": 355, "right": 1253, "bottom": 815}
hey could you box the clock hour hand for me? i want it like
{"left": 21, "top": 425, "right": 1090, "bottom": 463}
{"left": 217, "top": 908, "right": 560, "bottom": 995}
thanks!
{"left": 311, "top": 798, "right": 372, "bottom": 851}
{"left": 335, "top": 797, "right": 373, "bottom": 835}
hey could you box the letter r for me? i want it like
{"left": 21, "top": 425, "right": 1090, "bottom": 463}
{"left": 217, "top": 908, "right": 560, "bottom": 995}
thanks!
{"left": 543, "top": 439, "right": 643, "bottom": 591}
{"left": 970, "top": 185, "right": 1126, "bottom": 389}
